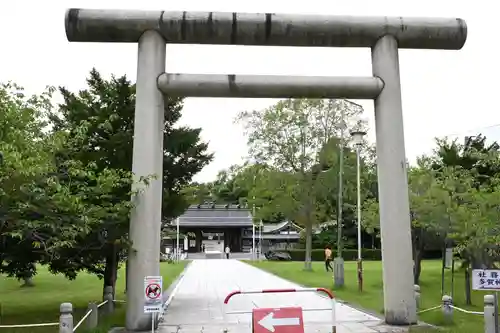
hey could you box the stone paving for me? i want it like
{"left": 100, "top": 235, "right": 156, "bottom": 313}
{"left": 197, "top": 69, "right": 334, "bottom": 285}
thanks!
{"left": 159, "top": 260, "right": 409, "bottom": 333}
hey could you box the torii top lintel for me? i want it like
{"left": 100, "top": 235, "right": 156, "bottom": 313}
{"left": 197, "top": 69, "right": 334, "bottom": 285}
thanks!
{"left": 65, "top": 8, "right": 467, "bottom": 50}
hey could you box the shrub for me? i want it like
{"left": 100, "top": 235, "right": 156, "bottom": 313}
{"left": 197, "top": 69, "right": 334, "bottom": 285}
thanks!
{"left": 284, "top": 248, "right": 382, "bottom": 261}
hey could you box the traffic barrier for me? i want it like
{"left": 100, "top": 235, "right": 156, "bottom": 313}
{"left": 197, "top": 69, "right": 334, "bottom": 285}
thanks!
{"left": 223, "top": 287, "right": 336, "bottom": 333}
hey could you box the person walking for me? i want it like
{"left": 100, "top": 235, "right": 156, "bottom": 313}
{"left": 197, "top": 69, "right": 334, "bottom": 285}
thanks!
{"left": 225, "top": 245, "right": 230, "bottom": 259}
{"left": 324, "top": 245, "right": 333, "bottom": 272}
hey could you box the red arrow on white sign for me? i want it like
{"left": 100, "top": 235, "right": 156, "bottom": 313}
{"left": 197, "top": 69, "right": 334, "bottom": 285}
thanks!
{"left": 258, "top": 312, "right": 301, "bottom": 332}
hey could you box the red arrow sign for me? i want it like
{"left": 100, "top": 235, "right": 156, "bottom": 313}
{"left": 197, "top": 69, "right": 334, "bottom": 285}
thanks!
{"left": 252, "top": 307, "right": 304, "bottom": 333}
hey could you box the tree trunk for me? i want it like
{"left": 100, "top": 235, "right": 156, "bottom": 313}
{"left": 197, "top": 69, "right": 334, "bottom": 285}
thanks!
{"left": 103, "top": 243, "right": 119, "bottom": 299}
{"left": 465, "top": 266, "right": 472, "bottom": 305}
{"left": 20, "top": 263, "right": 36, "bottom": 287}
{"left": 304, "top": 221, "right": 313, "bottom": 271}
{"left": 125, "top": 255, "right": 129, "bottom": 293}
{"left": 21, "top": 277, "right": 34, "bottom": 287}
{"left": 413, "top": 250, "right": 423, "bottom": 285}
{"left": 411, "top": 228, "right": 424, "bottom": 285}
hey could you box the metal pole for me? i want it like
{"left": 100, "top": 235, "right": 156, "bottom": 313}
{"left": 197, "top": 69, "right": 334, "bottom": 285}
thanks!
{"left": 126, "top": 30, "right": 165, "bottom": 331}
{"left": 495, "top": 292, "right": 499, "bottom": 333}
{"left": 334, "top": 106, "right": 345, "bottom": 288}
{"left": 176, "top": 218, "right": 180, "bottom": 262}
{"left": 372, "top": 35, "right": 416, "bottom": 324}
{"left": 252, "top": 223, "right": 256, "bottom": 260}
{"left": 252, "top": 174, "right": 256, "bottom": 260}
{"left": 356, "top": 145, "right": 363, "bottom": 292}
{"left": 451, "top": 257, "right": 455, "bottom": 300}
{"left": 258, "top": 221, "right": 262, "bottom": 260}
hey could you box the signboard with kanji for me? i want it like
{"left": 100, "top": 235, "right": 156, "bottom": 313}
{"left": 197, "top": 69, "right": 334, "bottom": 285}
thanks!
{"left": 144, "top": 276, "right": 163, "bottom": 313}
{"left": 252, "top": 307, "right": 304, "bottom": 333}
{"left": 472, "top": 269, "right": 500, "bottom": 290}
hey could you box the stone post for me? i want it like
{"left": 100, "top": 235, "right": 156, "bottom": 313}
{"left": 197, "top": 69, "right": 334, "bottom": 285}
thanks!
{"left": 59, "top": 303, "right": 73, "bottom": 333}
{"left": 484, "top": 295, "right": 496, "bottom": 333}
{"left": 414, "top": 285, "right": 421, "bottom": 310}
{"left": 86, "top": 302, "right": 98, "bottom": 330}
{"left": 441, "top": 295, "right": 453, "bottom": 324}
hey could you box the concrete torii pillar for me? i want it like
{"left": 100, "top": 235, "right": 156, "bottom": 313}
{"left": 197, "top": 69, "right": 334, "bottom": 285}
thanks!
{"left": 65, "top": 9, "right": 467, "bottom": 330}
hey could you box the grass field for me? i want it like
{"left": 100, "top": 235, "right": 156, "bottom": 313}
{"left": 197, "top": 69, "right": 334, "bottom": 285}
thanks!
{"left": 249, "top": 260, "right": 486, "bottom": 333}
{"left": 0, "top": 262, "right": 188, "bottom": 333}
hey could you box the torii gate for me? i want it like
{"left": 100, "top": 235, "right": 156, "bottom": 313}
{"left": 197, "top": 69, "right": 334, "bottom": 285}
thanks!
{"left": 64, "top": 9, "right": 467, "bottom": 331}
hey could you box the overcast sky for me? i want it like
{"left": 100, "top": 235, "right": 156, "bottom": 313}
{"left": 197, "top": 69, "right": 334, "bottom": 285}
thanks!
{"left": 1, "top": 0, "right": 497, "bottom": 182}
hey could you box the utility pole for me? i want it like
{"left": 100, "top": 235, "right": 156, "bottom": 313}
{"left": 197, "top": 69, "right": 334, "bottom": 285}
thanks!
{"left": 334, "top": 105, "right": 345, "bottom": 288}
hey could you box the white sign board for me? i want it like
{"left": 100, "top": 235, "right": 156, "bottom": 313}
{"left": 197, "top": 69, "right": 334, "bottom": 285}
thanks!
{"left": 144, "top": 276, "right": 163, "bottom": 313}
{"left": 472, "top": 269, "right": 500, "bottom": 290}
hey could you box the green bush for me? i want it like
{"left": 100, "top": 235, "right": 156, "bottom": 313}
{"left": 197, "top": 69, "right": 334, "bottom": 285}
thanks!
{"left": 285, "top": 248, "right": 382, "bottom": 261}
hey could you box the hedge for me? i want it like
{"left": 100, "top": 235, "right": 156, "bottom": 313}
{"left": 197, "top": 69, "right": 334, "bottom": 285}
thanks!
{"left": 284, "top": 248, "right": 382, "bottom": 261}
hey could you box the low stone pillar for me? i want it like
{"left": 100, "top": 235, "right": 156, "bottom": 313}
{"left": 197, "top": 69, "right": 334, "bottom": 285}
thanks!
{"left": 414, "top": 284, "right": 421, "bottom": 310}
{"left": 86, "top": 302, "right": 98, "bottom": 330}
{"left": 441, "top": 295, "right": 453, "bottom": 324}
{"left": 484, "top": 295, "right": 496, "bottom": 333}
{"left": 59, "top": 303, "right": 73, "bottom": 333}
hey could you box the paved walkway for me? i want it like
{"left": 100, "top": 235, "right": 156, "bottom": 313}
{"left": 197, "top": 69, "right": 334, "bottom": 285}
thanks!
{"left": 160, "top": 260, "right": 406, "bottom": 333}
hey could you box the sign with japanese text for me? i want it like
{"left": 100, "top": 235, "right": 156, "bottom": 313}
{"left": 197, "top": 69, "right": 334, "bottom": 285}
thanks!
{"left": 472, "top": 269, "right": 500, "bottom": 290}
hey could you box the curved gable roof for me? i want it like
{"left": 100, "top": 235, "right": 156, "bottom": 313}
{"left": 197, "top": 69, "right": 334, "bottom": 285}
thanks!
{"left": 262, "top": 221, "right": 303, "bottom": 233}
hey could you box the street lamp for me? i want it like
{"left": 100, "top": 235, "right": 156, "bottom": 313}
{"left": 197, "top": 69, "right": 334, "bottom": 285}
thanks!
{"left": 334, "top": 100, "right": 364, "bottom": 288}
{"left": 176, "top": 218, "right": 180, "bottom": 262}
{"left": 350, "top": 130, "right": 366, "bottom": 292}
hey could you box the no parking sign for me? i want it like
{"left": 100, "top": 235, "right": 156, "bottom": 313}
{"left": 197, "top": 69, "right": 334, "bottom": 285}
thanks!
{"left": 144, "top": 276, "right": 163, "bottom": 313}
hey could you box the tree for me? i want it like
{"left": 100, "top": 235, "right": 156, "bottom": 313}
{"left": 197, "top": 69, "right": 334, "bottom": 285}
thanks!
{"left": 181, "top": 182, "right": 214, "bottom": 204}
{"left": 0, "top": 83, "right": 136, "bottom": 289}
{"left": 0, "top": 82, "right": 53, "bottom": 284}
{"left": 236, "top": 98, "right": 366, "bottom": 270}
{"left": 48, "top": 69, "right": 212, "bottom": 293}
{"left": 363, "top": 157, "right": 462, "bottom": 284}
{"left": 431, "top": 135, "right": 500, "bottom": 303}
{"left": 313, "top": 137, "right": 377, "bottom": 251}
{"left": 210, "top": 165, "right": 250, "bottom": 204}
{"left": 363, "top": 136, "right": 500, "bottom": 288}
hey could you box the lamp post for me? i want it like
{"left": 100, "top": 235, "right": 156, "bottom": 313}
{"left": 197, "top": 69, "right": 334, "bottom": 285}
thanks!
{"left": 176, "top": 218, "right": 180, "bottom": 262}
{"left": 350, "top": 130, "right": 366, "bottom": 292}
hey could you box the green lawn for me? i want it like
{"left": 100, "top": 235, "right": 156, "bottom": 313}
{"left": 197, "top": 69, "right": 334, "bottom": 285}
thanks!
{"left": 0, "top": 262, "right": 188, "bottom": 333}
{"left": 249, "top": 260, "right": 486, "bottom": 333}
